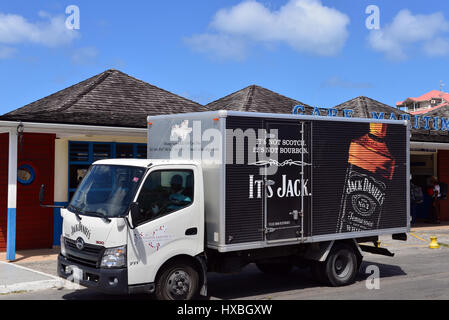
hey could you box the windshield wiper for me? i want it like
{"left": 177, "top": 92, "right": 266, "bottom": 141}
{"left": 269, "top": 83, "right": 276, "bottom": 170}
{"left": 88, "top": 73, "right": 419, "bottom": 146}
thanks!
{"left": 84, "top": 211, "right": 111, "bottom": 223}
{"left": 68, "top": 206, "right": 83, "bottom": 221}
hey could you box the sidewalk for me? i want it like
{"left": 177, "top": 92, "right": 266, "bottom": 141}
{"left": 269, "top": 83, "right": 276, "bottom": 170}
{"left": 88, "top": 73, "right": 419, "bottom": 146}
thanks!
{"left": 0, "top": 248, "right": 81, "bottom": 295}
{"left": 0, "top": 248, "right": 59, "bottom": 263}
{"left": 411, "top": 221, "right": 449, "bottom": 231}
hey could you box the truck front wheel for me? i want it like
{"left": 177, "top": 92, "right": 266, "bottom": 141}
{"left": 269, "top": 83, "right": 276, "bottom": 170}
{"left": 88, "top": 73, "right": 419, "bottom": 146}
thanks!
{"left": 155, "top": 260, "right": 199, "bottom": 300}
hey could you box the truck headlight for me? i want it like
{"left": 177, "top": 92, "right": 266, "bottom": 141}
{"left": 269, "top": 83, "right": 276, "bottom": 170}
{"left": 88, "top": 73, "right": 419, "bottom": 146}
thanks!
{"left": 101, "top": 245, "right": 127, "bottom": 268}
{"left": 60, "top": 235, "right": 67, "bottom": 257}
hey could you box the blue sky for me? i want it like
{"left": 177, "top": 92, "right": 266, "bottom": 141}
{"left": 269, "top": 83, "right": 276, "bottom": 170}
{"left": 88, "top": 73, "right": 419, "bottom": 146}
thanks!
{"left": 1, "top": 0, "right": 449, "bottom": 114}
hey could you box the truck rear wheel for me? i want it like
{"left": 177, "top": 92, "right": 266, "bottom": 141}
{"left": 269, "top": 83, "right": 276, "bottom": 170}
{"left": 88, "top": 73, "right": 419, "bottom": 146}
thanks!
{"left": 154, "top": 260, "right": 199, "bottom": 300}
{"left": 256, "top": 262, "right": 293, "bottom": 274}
{"left": 323, "top": 243, "right": 358, "bottom": 287}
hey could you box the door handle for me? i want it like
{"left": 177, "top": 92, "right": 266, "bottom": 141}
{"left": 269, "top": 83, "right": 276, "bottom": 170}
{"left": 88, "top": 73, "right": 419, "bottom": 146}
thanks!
{"left": 185, "top": 227, "right": 198, "bottom": 236}
{"left": 289, "top": 210, "right": 299, "bottom": 221}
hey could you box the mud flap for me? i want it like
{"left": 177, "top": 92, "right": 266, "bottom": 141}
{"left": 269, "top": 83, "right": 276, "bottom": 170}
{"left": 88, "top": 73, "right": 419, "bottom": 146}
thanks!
{"left": 195, "top": 255, "right": 208, "bottom": 296}
{"left": 359, "top": 244, "right": 395, "bottom": 257}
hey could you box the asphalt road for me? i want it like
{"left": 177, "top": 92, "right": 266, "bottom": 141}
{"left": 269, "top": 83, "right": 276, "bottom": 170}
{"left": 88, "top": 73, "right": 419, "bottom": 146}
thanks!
{"left": 2, "top": 230, "right": 449, "bottom": 300}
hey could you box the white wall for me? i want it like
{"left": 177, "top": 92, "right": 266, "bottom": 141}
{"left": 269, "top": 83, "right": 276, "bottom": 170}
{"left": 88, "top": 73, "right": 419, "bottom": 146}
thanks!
{"left": 53, "top": 135, "right": 147, "bottom": 203}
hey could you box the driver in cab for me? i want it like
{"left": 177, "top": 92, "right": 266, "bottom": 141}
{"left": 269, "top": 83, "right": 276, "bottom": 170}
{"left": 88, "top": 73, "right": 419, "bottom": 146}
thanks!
{"left": 151, "top": 174, "right": 192, "bottom": 216}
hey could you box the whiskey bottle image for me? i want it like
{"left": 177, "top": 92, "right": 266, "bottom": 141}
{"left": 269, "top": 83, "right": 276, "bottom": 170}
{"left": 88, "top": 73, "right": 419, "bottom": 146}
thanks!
{"left": 337, "top": 123, "right": 395, "bottom": 233}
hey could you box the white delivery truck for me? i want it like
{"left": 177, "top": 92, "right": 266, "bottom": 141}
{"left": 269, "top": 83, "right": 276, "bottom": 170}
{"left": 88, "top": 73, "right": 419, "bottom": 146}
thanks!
{"left": 47, "top": 110, "right": 410, "bottom": 300}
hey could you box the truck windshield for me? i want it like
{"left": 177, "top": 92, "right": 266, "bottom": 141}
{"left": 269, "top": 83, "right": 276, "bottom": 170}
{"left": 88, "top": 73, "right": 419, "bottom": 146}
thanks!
{"left": 68, "top": 165, "right": 146, "bottom": 218}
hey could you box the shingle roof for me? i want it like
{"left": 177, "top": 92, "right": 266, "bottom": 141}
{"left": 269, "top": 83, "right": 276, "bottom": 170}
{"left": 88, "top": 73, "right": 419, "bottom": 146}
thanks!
{"left": 206, "top": 85, "right": 314, "bottom": 114}
{"left": 0, "top": 69, "right": 207, "bottom": 128}
{"left": 334, "top": 96, "right": 407, "bottom": 119}
{"left": 411, "top": 105, "right": 449, "bottom": 143}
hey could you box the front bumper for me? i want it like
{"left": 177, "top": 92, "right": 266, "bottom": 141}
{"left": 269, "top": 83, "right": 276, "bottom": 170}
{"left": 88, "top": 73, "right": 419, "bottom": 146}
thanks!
{"left": 58, "top": 254, "right": 128, "bottom": 295}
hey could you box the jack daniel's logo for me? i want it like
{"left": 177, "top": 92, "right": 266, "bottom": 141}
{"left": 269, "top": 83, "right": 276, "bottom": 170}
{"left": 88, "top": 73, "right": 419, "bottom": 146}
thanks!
{"left": 345, "top": 175, "right": 385, "bottom": 207}
{"left": 71, "top": 222, "right": 91, "bottom": 240}
{"left": 338, "top": 169, "right": 386, "bottom": 232}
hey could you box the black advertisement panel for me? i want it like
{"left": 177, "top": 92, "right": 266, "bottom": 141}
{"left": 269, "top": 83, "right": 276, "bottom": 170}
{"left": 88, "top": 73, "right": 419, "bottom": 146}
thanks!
{"left": 225, "top": 117, "right": 312, "bottom": 244}
{"left": 225, "top": 116, "right": 407, "bottom": 245}
{"left": 312, "top": 120, "right": 407, "bottom": 236}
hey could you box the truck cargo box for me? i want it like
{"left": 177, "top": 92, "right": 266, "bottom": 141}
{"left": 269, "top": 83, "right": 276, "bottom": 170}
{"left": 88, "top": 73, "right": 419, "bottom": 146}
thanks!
{"left": 147, "top": 110, "right": 410, "bottom": 252}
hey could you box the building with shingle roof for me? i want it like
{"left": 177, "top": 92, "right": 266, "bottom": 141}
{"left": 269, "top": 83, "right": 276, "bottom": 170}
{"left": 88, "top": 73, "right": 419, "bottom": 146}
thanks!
{"left": 0, "top": 69, "right": 207, "bottom": 128}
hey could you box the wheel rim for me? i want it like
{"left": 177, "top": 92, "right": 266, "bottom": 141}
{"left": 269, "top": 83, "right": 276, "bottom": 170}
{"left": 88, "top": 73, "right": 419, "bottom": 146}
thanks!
{"left": 333, "top": 251, "right": 352, "bottom": 279}
{"left": 166, "top": 269, "right": 191, "bottom": 299}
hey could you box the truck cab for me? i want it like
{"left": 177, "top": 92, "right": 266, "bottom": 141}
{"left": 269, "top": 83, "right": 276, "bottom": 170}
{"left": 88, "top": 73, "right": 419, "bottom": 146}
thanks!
{"left": 57, "top": 159, "right": 206, "bottom": 300}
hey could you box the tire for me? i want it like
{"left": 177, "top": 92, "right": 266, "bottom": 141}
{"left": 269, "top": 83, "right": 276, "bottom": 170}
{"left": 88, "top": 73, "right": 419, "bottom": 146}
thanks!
{"left": 154, "top": 260, "right": 199, "bottom": 300}
{"left": 322, "top": 243, "right": 358, "bottom": 287}
{"left": 256, "top": 262, "right": 293, "bottom": 275}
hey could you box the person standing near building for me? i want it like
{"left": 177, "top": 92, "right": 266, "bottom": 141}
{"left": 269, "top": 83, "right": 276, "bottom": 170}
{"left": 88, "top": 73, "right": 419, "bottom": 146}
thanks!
{"left": 429, "top": 176, "right": 441, "bottom": 224}
{"left": 410, "top": 175, "right": 423, "bottom": 224}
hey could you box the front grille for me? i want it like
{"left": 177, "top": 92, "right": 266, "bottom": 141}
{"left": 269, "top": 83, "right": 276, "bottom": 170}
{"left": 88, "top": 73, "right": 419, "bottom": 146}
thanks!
{"left": 65, "top": 238, "right": 103, "bottom": 254}
{"left": 64, "top": 238, "right": 104, "bottom": 268}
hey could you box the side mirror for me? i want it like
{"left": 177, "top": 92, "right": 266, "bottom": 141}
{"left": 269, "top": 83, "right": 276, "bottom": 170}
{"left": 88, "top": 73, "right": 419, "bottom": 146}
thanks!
{"left": 38, "top": 184, "right": 65, "bottom": 209}
{"left": 129, "top": 202, "right": 141, "bottom": 229}
{"left": 39, "top": 184, "right": 45, "bottom": 204}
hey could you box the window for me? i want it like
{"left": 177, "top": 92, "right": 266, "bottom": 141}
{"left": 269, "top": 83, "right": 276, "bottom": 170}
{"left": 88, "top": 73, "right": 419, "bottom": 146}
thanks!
{"left": 69, "top": 165, "right": 146, "bottom": 218}
{"left": 93, "top": 144, "right": 111, "bottom": 162}
{"left": 68, "top": 141, "right": 147, "bottom": 201}
{"left": 136, "top": 144, "right": 147, "bottom": 159}
{"left": 134, "top": 170, "right": 194, "bottom": 225}
{"left": 70, "top": 142, "right": 89, "bottom": 162}
{"left": 116, "top": 144, "right": 134, "bottom": 158}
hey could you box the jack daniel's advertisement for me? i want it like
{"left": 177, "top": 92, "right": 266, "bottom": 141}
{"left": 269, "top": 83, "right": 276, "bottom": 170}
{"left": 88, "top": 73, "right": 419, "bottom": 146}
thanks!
{"left": 225, "top": 116, "right": 406, "bottom": 244}
{"left": 337, "top": 123, "right": 396, "bottom": 233}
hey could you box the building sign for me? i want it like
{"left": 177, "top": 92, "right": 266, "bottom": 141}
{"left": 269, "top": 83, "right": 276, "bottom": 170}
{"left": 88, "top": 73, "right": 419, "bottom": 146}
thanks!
{"left": 292, "top": 105, "right": 449, "bottom": 132}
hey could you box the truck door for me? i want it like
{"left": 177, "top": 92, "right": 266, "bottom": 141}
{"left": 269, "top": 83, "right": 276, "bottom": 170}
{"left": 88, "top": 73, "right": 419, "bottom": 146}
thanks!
{"left": 126, "top": 165, "right": 203, "bottom": 285}
{"left": 264, "top": 121, "right": 311, "bottom": 242}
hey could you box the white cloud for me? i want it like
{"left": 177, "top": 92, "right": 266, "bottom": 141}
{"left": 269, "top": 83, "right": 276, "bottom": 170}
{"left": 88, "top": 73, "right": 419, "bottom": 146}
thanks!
{"left": 185, "top": 0, "right": 350, "bottom": 60}
{"left": 423, "top": 37, "right": 449, "bottom": 57}
{"left": 0, "top": 46, "right": 17, "bottom": 59}
{"left": 0, "top": 11, "right": 79, "bottom": 48}
{"left": 368, "top": 9, "right": 449, "bottom": 60}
